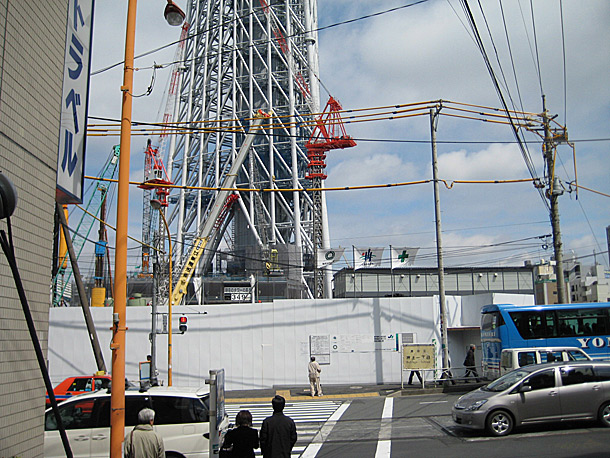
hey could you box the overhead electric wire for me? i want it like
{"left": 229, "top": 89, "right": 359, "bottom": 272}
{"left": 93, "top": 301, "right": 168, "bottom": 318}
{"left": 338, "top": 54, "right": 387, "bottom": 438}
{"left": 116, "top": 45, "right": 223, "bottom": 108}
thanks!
{"left": 498, "top": 0, "right": 527, "bottom": 117}
{"left": 559, "top": 0, "right": 567, "bottom": 123}
{"left": 91, "top": 1, "right": 430, "bottom": 78}
{"left": 528, "top": 0, "right": 545, "bottom": 98}
{"left": 458, "top": 0, "right": 548, "bottom": 211}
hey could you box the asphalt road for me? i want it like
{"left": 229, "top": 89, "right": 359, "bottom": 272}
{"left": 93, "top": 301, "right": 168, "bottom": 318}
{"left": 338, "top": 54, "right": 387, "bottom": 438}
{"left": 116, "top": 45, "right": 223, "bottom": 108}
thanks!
{"left": 229, "top": 393, "right": 610, "bottom": 458}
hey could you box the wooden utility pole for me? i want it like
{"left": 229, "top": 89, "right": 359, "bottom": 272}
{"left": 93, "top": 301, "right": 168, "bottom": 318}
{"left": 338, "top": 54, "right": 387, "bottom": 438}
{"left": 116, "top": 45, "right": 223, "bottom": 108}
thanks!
{"left": 430, "top": 105, "right": 450, "bottom": 377}
{"left": 541, "top": 96, "right": 567, "bottom": 304}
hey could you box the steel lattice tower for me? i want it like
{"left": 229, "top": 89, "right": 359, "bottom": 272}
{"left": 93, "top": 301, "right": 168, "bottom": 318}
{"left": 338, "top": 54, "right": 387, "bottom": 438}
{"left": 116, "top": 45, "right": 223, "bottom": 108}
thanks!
{"left": 166, "top": 0, "right": 332, "bottom": 299}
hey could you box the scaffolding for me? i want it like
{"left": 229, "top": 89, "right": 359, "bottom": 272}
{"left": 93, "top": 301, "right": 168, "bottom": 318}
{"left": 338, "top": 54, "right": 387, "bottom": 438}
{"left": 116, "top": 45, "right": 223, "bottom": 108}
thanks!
{"left": 167, "top": 0, "right": 326, "bottom": 299}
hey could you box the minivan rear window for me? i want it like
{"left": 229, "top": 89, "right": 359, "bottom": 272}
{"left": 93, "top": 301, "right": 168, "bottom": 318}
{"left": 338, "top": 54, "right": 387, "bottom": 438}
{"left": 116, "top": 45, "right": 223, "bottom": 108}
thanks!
{"left": 560, "top": 366, "right": 595, "bottom": 386}
{"left": 594, "top": 366, "right": 610, "bottom": 382}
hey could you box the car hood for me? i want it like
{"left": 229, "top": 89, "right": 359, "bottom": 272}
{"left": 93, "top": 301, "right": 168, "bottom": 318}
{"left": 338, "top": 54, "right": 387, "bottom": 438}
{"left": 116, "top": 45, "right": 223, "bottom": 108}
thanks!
{"left": 455, "top": 388, "right": 492, "bottom": 408}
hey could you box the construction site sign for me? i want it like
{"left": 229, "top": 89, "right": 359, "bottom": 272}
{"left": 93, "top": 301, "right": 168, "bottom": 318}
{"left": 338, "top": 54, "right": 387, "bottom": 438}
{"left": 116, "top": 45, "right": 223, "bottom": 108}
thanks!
{"left": 402, "top": 344, "right": 435, "bottom": 370}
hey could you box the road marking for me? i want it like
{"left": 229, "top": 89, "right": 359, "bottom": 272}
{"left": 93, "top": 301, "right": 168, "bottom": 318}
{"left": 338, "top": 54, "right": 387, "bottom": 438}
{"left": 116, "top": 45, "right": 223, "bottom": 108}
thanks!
{"left": 375, "top": 440, "right": 392, "bottom": 458}
{"left": 381, "top": 397, "right": 394, "bottom": 419}
{"left": 419, "top": 400, "right": 449, "bottom": 405}
{"left": 301, "top": 401, "right": 351, "bottom": 457}
{"left": 300, "top": 443, "right": 323, "bottom": 458}
{"left": 375, "top": 398, "right": 393, "bottom": 457}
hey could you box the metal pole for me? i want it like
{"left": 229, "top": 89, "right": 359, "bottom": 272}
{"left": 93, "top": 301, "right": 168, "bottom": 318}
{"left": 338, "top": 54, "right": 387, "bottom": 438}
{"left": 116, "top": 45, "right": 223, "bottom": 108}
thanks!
{"left": 430, "top": 106, "right": 450, "bottom": 378}
{"left": 156, "top": 207, "right": 173, "bottom": 386}
{"left": 55, "top": 202, "right": 106, "bottom": 373}
{"left": 110, "top": 0, "right": 136, "bottom": 454}
{"left": 150, "top": 260, "right": 158, "bottom": 385}
{"left": 542, "top": 96, "right": 566, "bottom": 304}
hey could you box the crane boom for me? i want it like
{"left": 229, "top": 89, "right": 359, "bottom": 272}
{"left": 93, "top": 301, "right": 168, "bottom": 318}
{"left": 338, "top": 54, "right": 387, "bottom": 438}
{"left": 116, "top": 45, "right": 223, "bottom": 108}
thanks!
{"left": 171, "top": 111, "right": 270, "bottom": 305}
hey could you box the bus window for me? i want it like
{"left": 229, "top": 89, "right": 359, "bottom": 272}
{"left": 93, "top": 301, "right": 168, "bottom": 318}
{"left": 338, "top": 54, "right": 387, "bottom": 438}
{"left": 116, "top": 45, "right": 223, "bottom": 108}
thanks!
{"left": 482, "top": 312, "right": 503, "bottom": 331}
{"left": 557, "top": 308, "right": 608, "bottom": 337}
{"left": 509, "top": 311, "right": 546, "bottom": 339}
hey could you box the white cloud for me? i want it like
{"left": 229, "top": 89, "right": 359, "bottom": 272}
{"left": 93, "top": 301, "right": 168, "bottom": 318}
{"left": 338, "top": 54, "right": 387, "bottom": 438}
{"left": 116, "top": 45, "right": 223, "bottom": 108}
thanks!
{"left": 437, "top": 143, "right": 543, "bottom": 181}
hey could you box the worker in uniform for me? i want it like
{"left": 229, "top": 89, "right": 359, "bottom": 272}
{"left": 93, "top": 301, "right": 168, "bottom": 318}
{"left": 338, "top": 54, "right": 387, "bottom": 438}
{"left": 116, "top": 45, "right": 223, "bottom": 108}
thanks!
{"left": 308, "top": 357, "right": 323, "bottom": 397}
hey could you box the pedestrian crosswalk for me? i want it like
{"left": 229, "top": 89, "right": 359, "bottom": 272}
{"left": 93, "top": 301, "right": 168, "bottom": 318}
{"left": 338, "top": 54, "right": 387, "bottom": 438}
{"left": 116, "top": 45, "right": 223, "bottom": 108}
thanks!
{"left": 225, "top": 399, "right": 344, "bottom": 425}
{"left": 224, "top": 399, "right": 345, "bottom": 457}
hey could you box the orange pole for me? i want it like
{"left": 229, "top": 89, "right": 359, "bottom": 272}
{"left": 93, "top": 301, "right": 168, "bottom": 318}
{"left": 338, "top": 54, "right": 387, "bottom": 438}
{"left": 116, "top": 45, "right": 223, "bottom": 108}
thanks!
{"left": 158, "top": 209, "right": 173, "bottom": 386}
{"left": 110, "top": 0, "right": 137, "bottom": 456}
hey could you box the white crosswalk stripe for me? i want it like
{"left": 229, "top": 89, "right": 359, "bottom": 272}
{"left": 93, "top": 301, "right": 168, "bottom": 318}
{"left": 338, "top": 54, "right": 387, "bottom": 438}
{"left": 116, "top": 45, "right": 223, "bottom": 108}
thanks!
{"left": 226, "top": 400, "right": 344, "bottom": 425}
{"left": 225, "top": 400, "right": 345, "bottom": 457}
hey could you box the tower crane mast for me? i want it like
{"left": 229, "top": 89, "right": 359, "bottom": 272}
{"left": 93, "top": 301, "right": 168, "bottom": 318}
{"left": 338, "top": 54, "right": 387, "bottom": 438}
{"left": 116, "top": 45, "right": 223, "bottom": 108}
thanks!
{"left": 140, "top": 22, "right": 189, "bottom": 276}
{"left": 306, "top": 96, "right": 356, "bottom": 298}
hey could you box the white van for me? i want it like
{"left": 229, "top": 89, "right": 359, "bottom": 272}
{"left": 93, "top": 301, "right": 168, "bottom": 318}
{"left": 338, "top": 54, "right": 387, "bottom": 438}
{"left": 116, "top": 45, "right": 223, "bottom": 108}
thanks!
{"left": 499, "top": 347, "right": 591, "bottom": 376}
{"left": 44, "top": 386, "right": 228, "bottom": 458}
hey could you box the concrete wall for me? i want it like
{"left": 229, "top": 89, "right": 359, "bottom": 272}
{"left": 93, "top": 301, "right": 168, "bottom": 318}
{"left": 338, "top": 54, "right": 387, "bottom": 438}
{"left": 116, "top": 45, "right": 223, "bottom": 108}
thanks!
{"left": 48, "top": 294, "right": 533, "bottom": 391}
{"left": 0, "top": 1, "right": 67, "bottom": 456}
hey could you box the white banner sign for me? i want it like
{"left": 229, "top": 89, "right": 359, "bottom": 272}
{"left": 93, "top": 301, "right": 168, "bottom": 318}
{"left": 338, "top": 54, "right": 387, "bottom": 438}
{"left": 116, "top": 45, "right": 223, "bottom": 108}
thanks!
{"left": 354, "top": 247, "right": 384, "bottom": 269}
{"left": 316, "top": 247, "right": 345, "bottom": 268}
{"left": 391, "top": 246, "right": 419, "bottom": 268}
{"left": 56, "top": 0, "right": 95, "bottom": 204}
{"left": 331, "top": 334, "right": 397, "bottom": 353}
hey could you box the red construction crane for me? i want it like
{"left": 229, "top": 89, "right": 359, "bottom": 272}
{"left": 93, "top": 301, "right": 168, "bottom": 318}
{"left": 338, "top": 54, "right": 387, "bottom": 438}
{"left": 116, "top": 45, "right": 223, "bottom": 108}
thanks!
{"left": 306, "top": 96, "right": 356, "bottom": 298}
{"left": 139, "top": 139, "right": 173, "bottom": 275}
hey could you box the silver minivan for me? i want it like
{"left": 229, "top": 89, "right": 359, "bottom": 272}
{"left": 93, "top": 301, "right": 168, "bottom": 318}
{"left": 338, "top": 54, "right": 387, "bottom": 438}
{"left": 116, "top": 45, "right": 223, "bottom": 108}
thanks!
{"left": 452, "top": 361, "right": 610, "bottom": 436}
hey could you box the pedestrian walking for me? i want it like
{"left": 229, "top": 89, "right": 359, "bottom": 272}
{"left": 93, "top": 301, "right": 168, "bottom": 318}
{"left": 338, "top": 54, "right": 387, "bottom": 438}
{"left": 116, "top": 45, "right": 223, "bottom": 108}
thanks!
{"left": 407, "top": 370, "right": 423, "bottom": 385}
{"left": 260, "top": 395, "right": 297, "bottom": 458}
{"left": 308, "top": 356, "right": 323, "bottom": 396}
{"left": 463, "top": 344, "right": 480, "bottom": 382}
{"left": 124, "top": 408, "right": 165, "bottom": 458}
{"left": 220, "top": 410, "right": 259, "bottom": 458}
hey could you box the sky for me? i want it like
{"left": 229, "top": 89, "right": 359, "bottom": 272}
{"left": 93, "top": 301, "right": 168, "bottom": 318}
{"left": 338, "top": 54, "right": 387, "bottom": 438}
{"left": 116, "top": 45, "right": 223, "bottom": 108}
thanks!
{"left": 82, "top": 0, "right": 610, "bottom": 275}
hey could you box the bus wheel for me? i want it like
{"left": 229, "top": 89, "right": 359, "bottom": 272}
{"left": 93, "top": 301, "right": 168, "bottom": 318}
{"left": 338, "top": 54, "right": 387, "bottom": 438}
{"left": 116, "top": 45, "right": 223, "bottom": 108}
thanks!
{"left": 598, "top": 402, "right": 610, "bottom": 427}
{"left": 486, "top": 410, "right": 513, "bottom": 437}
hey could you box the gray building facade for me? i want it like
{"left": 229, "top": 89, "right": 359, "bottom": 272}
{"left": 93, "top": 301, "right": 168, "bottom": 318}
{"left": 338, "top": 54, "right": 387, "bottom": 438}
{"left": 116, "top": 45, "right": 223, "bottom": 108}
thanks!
{"left": 0, "top": 1, "right": 68, "bottom": 455}
{"left": 333, "top": 266, "right": 536, "bottom": 299}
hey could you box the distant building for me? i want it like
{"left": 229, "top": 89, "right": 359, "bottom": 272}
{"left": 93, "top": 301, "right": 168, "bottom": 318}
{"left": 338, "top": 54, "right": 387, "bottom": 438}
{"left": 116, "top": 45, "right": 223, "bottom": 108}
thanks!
{"left": 333, "top": 266, "right": 536, "bottom": 299}
{"left": 568, "top": 263, "right": 610, "bottom": 303}
{"left": 533, "top": 260, "right": 569, "bottom": 305}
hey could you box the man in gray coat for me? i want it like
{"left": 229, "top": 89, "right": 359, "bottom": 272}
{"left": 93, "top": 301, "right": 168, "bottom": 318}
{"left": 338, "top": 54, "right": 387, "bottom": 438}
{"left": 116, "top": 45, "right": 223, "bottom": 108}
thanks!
{"left": 124, "top": 408, "right": 165, "bottom": 458}
{"left": 260, "top": 395, "right": 297, "bottom": 458}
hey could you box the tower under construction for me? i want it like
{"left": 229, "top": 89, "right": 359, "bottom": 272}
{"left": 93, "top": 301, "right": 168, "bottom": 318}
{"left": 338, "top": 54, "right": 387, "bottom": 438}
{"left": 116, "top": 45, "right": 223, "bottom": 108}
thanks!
{"left": 165, "top": 0, "right": 329, "bottom": 300}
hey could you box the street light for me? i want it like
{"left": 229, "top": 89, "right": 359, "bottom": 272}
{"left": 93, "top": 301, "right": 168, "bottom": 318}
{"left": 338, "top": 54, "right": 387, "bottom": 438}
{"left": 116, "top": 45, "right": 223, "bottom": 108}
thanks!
{"left": 164, "top": 0, "right": 186, "bottom": 26}
{"left": 110, "top": 3, "right": 184, "bottom": 457}
{"left": 151, "top": 199, "right": 173, "bottom": 386}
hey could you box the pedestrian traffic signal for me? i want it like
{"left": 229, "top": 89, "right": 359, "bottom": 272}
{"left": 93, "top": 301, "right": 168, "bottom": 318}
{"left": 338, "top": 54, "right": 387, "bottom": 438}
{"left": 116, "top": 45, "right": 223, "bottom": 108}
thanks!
{"left": 179, "top": 315, "right": 187, "bottom": 334}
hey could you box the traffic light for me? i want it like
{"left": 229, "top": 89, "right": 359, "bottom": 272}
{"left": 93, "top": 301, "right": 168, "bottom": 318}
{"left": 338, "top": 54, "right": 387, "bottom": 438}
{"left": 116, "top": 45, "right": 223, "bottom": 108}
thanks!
{"left": 179, "top": 315, "right": 188, "bottom": 334}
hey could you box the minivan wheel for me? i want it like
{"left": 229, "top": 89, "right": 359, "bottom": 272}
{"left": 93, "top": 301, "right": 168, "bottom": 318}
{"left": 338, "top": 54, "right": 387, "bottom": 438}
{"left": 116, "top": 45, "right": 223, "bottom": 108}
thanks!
{"left": 598, "top": 402, "right": 610, "bottom": 427}
{"left": 486, "top": 410, "right": 513, "bottom": 437}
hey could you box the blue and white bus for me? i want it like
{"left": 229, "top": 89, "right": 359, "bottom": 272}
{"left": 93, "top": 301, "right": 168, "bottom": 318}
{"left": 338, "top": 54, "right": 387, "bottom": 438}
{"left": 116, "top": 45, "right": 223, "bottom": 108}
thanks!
{"left": 481, "top": 302, "right": 610, "bottom": 378}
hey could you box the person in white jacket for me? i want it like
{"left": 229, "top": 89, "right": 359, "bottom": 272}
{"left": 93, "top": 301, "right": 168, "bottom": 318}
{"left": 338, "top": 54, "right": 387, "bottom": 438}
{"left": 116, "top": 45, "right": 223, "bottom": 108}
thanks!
{"left": 308, "top": 357, "right": 323, "bottom": 397}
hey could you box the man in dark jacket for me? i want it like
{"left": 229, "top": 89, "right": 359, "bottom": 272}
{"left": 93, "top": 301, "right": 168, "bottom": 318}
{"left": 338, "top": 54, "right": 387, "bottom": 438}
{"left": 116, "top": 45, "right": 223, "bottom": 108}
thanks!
{"left": 260, "top": 395, "right": 297, "bottom": 458}
{"left": 464, "top": 344, "right": 480, "bottom": 382}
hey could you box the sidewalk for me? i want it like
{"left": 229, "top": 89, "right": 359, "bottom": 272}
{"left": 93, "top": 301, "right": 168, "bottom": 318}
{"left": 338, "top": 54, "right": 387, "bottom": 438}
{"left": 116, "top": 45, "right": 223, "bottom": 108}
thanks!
{"left": 225, "top": 381, "right": 484, "bottom": 403}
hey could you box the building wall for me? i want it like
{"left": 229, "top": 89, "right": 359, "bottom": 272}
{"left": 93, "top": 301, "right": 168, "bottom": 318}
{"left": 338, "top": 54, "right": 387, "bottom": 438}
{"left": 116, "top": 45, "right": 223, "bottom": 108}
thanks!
{"left": 48, "top": 294, "right": 533, "bottom": 391}
{"left": 334, "top": 267, "right": 535, "bottom": 298}
{"left": 0, "top": 1, "right": 67, "bottom": 455}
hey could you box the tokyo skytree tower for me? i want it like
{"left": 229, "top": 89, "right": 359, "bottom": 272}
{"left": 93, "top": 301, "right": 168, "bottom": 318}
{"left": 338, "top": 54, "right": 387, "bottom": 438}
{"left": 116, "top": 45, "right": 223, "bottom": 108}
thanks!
{"left": 166, "top": 0, "right": 331, "bottom": 299}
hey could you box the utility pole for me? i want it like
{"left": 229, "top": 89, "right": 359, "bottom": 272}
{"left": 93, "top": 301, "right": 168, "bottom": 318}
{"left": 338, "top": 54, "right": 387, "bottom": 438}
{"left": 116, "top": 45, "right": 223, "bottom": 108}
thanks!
{"left": 430, "top": 105, "right": 450, "bottom": 379}
{"left": 541, "top": 96, "right": 567, "bottom": 304}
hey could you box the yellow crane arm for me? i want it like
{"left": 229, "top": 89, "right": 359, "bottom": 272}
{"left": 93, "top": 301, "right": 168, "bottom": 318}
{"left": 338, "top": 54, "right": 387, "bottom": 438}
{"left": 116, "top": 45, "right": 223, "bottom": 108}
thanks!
{"left": 170, "top": 111, "right": 269, "bottom": 306}
{"left": 171, "top": 236, "right": 208, "bottom": 306}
